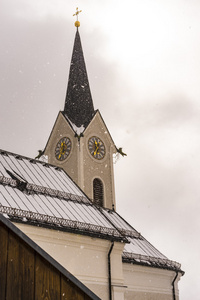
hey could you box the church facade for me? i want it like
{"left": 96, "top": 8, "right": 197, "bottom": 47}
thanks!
{"left": 0, "top": 21, "right": 184, "bottom": 300}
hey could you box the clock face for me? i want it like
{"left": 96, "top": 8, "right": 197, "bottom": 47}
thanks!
{"left": 88, "top": 136, "right": 105, "bottom": 160}
{"left": 55, "top": 137, "right": 71, "bottom": 161}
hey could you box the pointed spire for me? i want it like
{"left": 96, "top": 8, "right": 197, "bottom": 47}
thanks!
{"left": 63, "top": 29, "right": 95, "bottom": 129}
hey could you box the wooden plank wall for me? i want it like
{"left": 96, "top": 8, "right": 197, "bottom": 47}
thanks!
{"left": 0, "top": 222, "right": 93, "bottom": 300}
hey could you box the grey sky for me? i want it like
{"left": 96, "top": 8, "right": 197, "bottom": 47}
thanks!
{"left": 1, "top": 1, "right": 200, "bottom": 299}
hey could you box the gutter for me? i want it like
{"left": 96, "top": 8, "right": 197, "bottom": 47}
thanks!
{"left": 108, "top": 241, "right": 114, "bottom": 300}
{"left": 172, "top": 271, "right": 178, "bottom": 300}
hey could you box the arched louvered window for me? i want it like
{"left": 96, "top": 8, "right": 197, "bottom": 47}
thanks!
{"left": 93, "top": 178, "right": 104, "bottom": 207}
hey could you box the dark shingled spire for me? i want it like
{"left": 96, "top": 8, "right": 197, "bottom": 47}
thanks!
{"left": 63, "top": 29, "right": 95, "bottom": 129}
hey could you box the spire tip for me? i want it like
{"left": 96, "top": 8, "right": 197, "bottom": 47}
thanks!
{"left": 73, "top": 7, "right": 82, "bottom": 27}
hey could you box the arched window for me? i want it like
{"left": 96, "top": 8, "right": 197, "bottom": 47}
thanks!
{"left": 93, "top": 178, "right": 104, "bottom": 207}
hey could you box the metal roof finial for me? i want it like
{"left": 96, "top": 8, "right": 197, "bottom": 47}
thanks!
{"left": 73, "top": 7, "right": 82, "bottom": 27}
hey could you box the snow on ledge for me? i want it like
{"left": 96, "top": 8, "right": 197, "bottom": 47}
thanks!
{"left": 65, "top": 115, "right": 85, "bottom": 135}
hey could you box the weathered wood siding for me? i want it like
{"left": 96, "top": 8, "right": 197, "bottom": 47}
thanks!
{"left": 0, "top": 221, "right": 95, "bottom": 300}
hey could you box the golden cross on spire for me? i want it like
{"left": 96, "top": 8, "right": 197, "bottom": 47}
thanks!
{"left": 73, "top": 7, "right": 82, "bottom": 27}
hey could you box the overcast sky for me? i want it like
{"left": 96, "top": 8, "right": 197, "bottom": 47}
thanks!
{"left": 1, "top": 1, "right": 200, "bottom": 299}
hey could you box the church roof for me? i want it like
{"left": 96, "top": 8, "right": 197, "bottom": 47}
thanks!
{"left": 63, "top": 29, "right": 95, "bottom": 129}
{"left": 0, "top": 149, "right": 183, "bottom": 273}
{"left": 0, "top": 149, "right": 124, "bottom": 241}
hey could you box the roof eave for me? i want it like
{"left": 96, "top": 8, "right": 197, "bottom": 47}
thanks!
{"left": 9, "top": 216, "right": 127, "bottom": 243}
{"left": 122, "top": 256, "right": 184, "bottom": 275}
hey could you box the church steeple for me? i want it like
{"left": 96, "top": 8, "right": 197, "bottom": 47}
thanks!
{"left": 44, "top": 16, "right": 117, "bottom": 210}
{"left": 63, "top": 28, "right": 95, "bottom": 129}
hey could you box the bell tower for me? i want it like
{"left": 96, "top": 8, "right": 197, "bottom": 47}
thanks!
{"left": 44, "top": 15, "right": 117, "bottom": 210}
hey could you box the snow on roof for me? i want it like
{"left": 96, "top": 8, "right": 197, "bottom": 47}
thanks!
{"left": 0, "top": 149, "right": 182, "bottom": 272}
{"left": 0, "top": 151, "right": 84, "bottom": 197}
{"left": 64, "top": 114, "right": 85, "bottom": 135}
{"left": 123, "top": 236, "right": 182, "bottom": 271}
{"left": 0, "top": 149, "right": 125, "bottom": 241}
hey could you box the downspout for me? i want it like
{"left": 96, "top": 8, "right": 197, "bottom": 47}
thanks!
{"left": 108, "top": 241, "right": 114, "bottom": 300}
{"left": 172, "top": 271, "right": 178, "bottom": 300}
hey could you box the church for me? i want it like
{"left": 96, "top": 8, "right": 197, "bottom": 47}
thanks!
{"left": 0, "top": 13, "right": 184, "bottom": 300}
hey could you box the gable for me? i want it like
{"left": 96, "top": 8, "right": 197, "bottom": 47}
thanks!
{"left": 44, "top": 111, "right": 75, "bottom": 155}
{"left": 84, "top": 110, "right": 117, "bottom": 152}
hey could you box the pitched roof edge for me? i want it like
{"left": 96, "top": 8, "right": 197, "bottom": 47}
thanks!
{"left": 0, "top": 206, "right": 126, "bottom": 243}
{"left": 112, "top": 211, "right": 150, "bottom": 237}
{"left": 0, "top": 148, "right": 62, "bottom": 171}
{"left": 113, "top": 210, "right": 171, "bottom": 259}
{"left": 43, "top": 111, "right": 60, "bottom": 154}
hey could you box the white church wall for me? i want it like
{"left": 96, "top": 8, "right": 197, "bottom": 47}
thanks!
{"left": 123, "top": 263, "right": 180, "bottom": 300}
{"left": 14, "top": 222, "right": 181, "bottom": 300}
{"left": 15, "top": 223, "right": 125, "bottom": 300}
